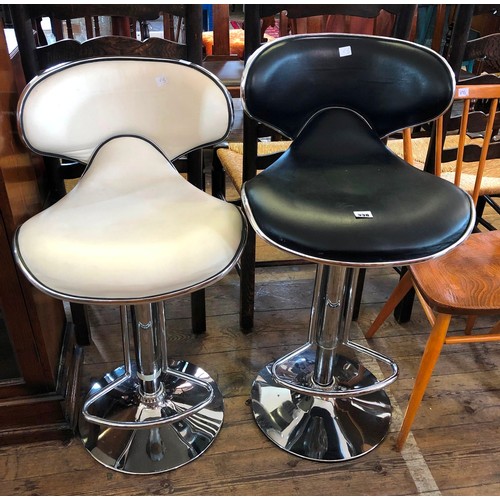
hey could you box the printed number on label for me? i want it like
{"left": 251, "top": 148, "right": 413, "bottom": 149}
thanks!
{"left": 354, "top": 211, "right": 373, "bottom": 219}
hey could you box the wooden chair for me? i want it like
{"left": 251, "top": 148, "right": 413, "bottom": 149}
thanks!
{"left": 460, "top": 33, "right": 500, "bottom": 229}
{"left": 365, "top": 83, "right": 500, "bottom": 451}
{"left": 462, "top": 32, "right": 500, "bottom": 75}
{"left": 388, "top": 84, "right": 500, "bottom": 230}
{"left": 372, "top": 4, "right": 479, "bottom": 325}
{"left": 436, "top": 86, "right": 500, "bottom": 230}
{"left": 366, "top": 232, "right": 500, "bottom": 451}
{"left": 212, "top": 4, "right": 417, "bottom": 332}
{"left": 9, "top": 4, "right": 207, "bottom": 339}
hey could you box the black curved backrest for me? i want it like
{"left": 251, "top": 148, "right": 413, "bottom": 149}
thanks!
{"left": 242, "top": 34, "right": 455, "bottom": 139}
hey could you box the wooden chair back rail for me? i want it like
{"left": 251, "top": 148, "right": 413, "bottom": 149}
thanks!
{"left": 35, "top": 37, "right": 187, "bottom": 70}
{"left": 25, "top": 5, "right": 174, "bottom": 20}
{"left": 260, "top": 4, "right": 412, "bottom": 19}
{"left": 273, "top": 4, "right": 416, "bottom": 40}
{"left": 161, "top": 12, "right": 190, "bottom": 43}
{"left": 11, "top": 5, "right": 201, "bottom": 82}
{"left": 52, "top": 16, "right": 110, "bottom": 42}
{"left": 431, "top": 5, "right": 447, "bottom": 53}
{"left": 434, "top": 84, "right": 500, "bottom": 204}
{"left": 463, "top": 33, "right": 500, "bottom": 74}
{"left": 37, "top": 6, "right": 177, "bottom": 44}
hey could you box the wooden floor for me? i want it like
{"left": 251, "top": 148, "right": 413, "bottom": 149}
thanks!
{"left": 1, "top": 201, "right": 499, "bottom": 495}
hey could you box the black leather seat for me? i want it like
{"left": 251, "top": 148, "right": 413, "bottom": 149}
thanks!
{"left": 245, "top": 108, "right": 472, "bottom": 263}
{"left": 242, "top": 34, "right": 474, "bottom": 462}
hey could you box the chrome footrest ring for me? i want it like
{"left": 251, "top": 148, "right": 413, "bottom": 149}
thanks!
{"left": 271, "top": 341, "right": 398, "bottom": 398}
{"left": 252, "top": 345, "right": 394, "bottom": 462}
{"left": 79, "top": 360, "right": 224, "bottom": 474}
{"left": 82, "top": 363, "right": 215, "bottom": 429}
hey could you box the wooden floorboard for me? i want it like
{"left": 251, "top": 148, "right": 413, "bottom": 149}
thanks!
{"left": 1, "top": 179, "right": 498, "bottom": 495}
{"left": 0, "top": 258, "right": 498, "bottom": 496}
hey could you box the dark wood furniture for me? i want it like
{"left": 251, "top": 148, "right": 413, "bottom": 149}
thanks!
{"left": 214, "top": 4, "right": 417, "bottom": 332}
{"left": 9, "top": 5, "right": 207, "bottom": 336}
{"left": 0, "top": 25, "right": 77, "bottom": 445}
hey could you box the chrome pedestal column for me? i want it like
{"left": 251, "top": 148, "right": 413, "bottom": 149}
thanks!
{"left": 251, "top": 266, "right": 398, "bottom": 461}
{"left": 79, "top": 303, "right": 223, "bottom": 474}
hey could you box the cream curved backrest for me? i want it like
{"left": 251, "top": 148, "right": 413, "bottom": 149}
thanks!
{"left": 18, "top": 57, "right": 233, "bottom": 163}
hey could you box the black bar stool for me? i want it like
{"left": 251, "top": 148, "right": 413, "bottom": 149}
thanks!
{"left": 241, "top": 34, "right": 474, "bottom": 461}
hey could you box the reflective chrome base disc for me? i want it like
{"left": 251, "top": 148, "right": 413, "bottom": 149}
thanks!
{"left": 251, "top": 346, "right": 392, "bottom": 461}
{"left": 79, "top": 360, "right": 223, "bottom": 474}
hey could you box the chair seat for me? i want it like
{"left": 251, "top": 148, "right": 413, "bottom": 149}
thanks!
{"left": 242, "top": 108, "right": 473, "bottom": 266}
{"left": 15, "top": 136, "right": 244, "bottom": 302}
{"left": 410, "top": 230, "right": 500, "bottom": 315}
{"left": 217, "top": 140, "right": 291, "bottom": 193}
{"left": 388, "top": 135, "right": 500, "bottom": 196}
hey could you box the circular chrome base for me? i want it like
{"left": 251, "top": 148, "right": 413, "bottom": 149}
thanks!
{"left": 251, "top": 346, "right": 392, "bottom": 462}
{"left": 79, "top": 360, "right": 223, "bottom": 474}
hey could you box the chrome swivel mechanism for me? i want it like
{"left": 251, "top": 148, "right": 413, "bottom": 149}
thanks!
{"left": 79, "top": 302, "right": 223, "bottom": 474}
{"left": 251, "top": 265, "right": 398, "bottom": 462}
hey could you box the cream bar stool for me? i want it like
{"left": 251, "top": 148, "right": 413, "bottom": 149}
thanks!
{"left": 241, "top": 34, "right": 475, "bottom": 461}
{"left": 14, "top": 58, "right": 246, "bottom": 474}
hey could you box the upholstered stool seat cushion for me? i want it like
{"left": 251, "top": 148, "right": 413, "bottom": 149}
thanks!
{"left": 243, "top": 108, "right": 473, "bottom": 266}
{"left": 15, "top": 136, "right": 244, "bottom": 302}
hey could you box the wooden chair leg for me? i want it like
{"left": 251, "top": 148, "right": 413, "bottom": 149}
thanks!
{"left": 211, "top": 148, "right": 226, "bottom": 200}
{"left": 396, "top": 313, "right": 451, "bottom": 451}
{"left": 365, "top": 270, "right": 413, "bottom": 339}
{"left": 71, "top": 302, "right": 91, "bottom": 346}
{"left": 191, "top": 289, "right": 206, "bottom": 334}
{"left": 464, "top": 315, "right": 476, "bottom": 335}
{"left": 394, "top": 269, "right": 416, "bottom": 324}
{"left": 239, "top": 226, "right": 256, "bottom": 332}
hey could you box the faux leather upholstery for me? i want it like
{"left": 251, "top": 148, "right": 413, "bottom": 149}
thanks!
{"left": 16, "top": 136, "right": 244, "bottom": 301}
{"left": 241, "top": 34, "right": 473, "bottom": 266}
{"left": 243, "top": 108, "right": 472, "bottom": 264}
{"left": 242, "top": 34, "right": 455, "bottom": 139}
{"left": 19, "top": 58, "right": 233, "bottom": 163}
{"left": 15, "top": 58, "right": 245, "bottom": 302}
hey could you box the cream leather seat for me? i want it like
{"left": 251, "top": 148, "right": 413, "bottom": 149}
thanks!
{"left": 16, "top": 135, "right": 243, "bottom": 300}
{"left": 14, "top": 57, "right": 246, "bottom": 474}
